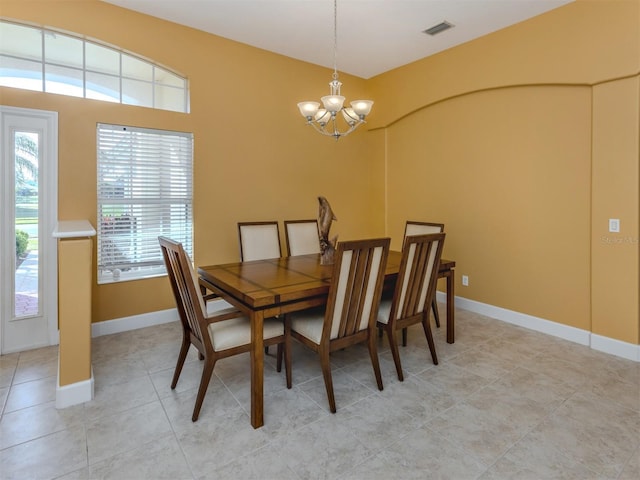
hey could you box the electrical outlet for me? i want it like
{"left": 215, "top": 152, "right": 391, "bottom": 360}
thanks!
{"left": 609, "top": 219, "right": 620, "bottom": 233}
{"left": 462, "top": 275, "right": 469, "bottom": 286}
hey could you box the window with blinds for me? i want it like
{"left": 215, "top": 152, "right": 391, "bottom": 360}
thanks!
{"left": 97, "top": 124, "right": 193, "bottom": 283}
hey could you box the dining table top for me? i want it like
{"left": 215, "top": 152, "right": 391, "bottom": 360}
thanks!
{"left": 198, "top": 251, "right": 455, "bottom": 313}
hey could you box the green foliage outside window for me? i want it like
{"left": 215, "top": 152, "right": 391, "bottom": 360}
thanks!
{"left": 16, "top": 229, "right": 29, "bottom": 258}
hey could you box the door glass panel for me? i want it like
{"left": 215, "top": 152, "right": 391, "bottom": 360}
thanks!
{"left": 14, "top": 131, "right": 39, "bottom": 318}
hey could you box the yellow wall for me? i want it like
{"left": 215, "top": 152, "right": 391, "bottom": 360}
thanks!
{"left": 592, "top": 77, "right": 639, "bottom": 342}
{"left": 369, "top": 0, "right": 639, "bottom": 343}
{"left": 1, "top": 0, "right": 638, "bottom": 345}
{"left": 384, "top": 85, "right": 592, "bottom": 330}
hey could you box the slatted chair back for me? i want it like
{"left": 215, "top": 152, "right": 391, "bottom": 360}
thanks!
{"left": 402, "top": 221, "right": 445, "bottom": 329}
{"left": 238, "top": 221, "right": 282, "bottom": 261}
{"left": 376, "top": 233, "right": 445, "bottom": 380}
{"left": 285, "top": 237, "right": 391, "bottom": 412}
{"left": 403, "top": 221, "right": 444, "bottom": 245}
{"left": 159, "top": 236, "right": 209, "bottom": 352}
{"left": 323, "top": 238, "right": 391, "bottom": 343}
{"left": 284, "top": 219, "right": 321, "bottom": 256}
{"left": 390, "top": 233, "right": 445, "bottom": 324}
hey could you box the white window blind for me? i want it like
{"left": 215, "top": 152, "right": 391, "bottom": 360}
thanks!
{"left": 97, "top": 124, "right": 193, "bottom": 283}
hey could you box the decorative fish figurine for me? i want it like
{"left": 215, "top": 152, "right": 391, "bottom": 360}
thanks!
{"left": 318, "top": 196, "right": 338, "bottom": 265}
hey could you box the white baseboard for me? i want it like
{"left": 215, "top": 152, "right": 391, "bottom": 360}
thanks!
{"left": 435, "top": 291, "right": 640, "bottom": 362}
{"left": 91, "top": 299, "right": 234, "bottom": 338}
{"left": 591, "top": 334, "right": 640, "bottom": 362}
{"left": 56, "top": 364, "right": 94, "bottom": 409}
{"left": 91, "top": 294, "right": 638, "bottom": 363}
{"left": 92, "top": 308, "right": 179, "bottom": 337}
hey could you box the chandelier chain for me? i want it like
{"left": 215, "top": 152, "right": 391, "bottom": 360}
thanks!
{"left": 332, "top": 0, "right": 338, "bottom": 79}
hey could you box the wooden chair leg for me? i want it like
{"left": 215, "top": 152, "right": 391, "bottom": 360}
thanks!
{"left": 421, "top": 317, "right": 438, "bottom": 365}
{"left": 431, "top": 298, "right": 440, "bottom": 328}
{"left": 284, "top": 318, "right": 293, "bottom": 389}
{"left": 387, "top": 326, "right": 404, "bottom": 381}
{"left": 367, "top": 333, "right": 384, "bottom": 391}
{"left": 284, "top": 340, "right": 292, "bottom": 390}
{"left": 402, "top": 327, "right": 408, "bottom": 346}
{"left": 276, "top": 343, "right": 283, "bottom": 372}
{"left": 171, "top": 337, "right": 191, "bottom": 389}
{"left": 319, "top": 350, "right": 336, "bottom": 413}
{"left": 192, "top": 358, "right": 216, "bottom": 421}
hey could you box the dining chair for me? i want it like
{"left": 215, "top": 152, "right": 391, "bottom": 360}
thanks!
{"left": 159, "top": 236, "right": 287, "bottom": 421}
{"left": 377, "top": 232, "right": 445, "bottom": 381}
{"left": 284, "top": 237, "right": 391, "bottom": 413}
{"left": 404, "top": 221, "right": 445, "bottom": 331}
{"left": 238, "top": 221, "right": 282, "bottom": 261}
{"left": 284, "top": 219, "right": 321, "bottom": 256}
{"left": 238, "top": 221, "right": 283, "bottom": 357}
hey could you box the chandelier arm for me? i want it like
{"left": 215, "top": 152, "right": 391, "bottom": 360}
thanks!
{"left": 304, "top": 117, "right": 362, "bottom": 140}
{"left": 306, "top": 120, "right": 336, "bottom": 137}
{"left": 329, "top": 115, "right": 360, "bottom": 139}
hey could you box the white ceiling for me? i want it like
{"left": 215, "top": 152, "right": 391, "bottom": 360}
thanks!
{"left": 102, "top": 0, "right": 574, "bottom": 79}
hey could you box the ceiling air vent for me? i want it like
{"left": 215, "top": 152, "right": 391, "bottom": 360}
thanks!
{"left": 423, "top": 21, "right": 454, "bottom": 36}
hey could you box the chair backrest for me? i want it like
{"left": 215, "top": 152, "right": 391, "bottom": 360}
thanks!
{"left": 323, "top": 238, "right": 390, "bottom": 341}
{"left": 238, "top": 221, "right": 282, "bottom": 261}
{"left": 159, "top": 236, "right": 208, "bottom": 347}
{"left": 403, "top": 221, "right": 444, "bottom": 247}
{"left": 284, "top": 219, "right": 321, "bottom": 256}
{"left": 390, "top": 233, "right": 445, "bottom": 323}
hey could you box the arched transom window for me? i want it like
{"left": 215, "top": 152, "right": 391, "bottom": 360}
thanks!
{"left": 0, "top": 20, "right": 189, "bottom": 113}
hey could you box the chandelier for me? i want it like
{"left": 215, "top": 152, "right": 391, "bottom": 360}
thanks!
{"left": 297, "top": 0, "right": 373, "bottom": 140}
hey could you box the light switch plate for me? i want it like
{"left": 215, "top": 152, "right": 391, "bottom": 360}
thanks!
{"left": 609, "top": 219, "right": 620, "bottom": 233}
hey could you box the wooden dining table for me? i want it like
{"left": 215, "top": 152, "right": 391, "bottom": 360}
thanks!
{"left": 198, "top": 251, "right": 455, "bottom": 428}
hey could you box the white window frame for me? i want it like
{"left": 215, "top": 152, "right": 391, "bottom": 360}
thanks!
{"left": 0, "top": 20, "right": 190, "bottom": 113}
{"left": 97, "top": 124, "right": 193, "bottom": 284}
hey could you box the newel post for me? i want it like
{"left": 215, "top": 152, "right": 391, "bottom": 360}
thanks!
{"left": 53, "top": 220, "right": 95, "bottom": 408}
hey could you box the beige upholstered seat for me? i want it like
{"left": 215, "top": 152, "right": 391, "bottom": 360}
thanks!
{"left": 377, "top": 232, "right": 445, "bottom": 381}
{"left": 238, "top": 221, "right": 282, "bottom": 261}
{"left": 284, "top": 219, "right": 321, "bottom": 256}
{"left": 285, "top": 238, "right": 390, "bottom": 413}
{"left": 159, "top": 236, "right": 286, "bottom": 421}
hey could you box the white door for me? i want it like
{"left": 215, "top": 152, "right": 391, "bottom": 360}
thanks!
{"left": 1, "top": 106, "right": 58, "bottom": 354}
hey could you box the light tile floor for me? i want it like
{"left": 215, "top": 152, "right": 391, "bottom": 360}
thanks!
{"left": 1, "top": 305, "right": 639, "bottom": 479}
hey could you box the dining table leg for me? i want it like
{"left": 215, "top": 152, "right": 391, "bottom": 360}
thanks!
{"left": 446, "top": 268, "right": 455, "bottom": 344}
{"left": 250, "top": 309, "right": 264, "bottom": 428}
